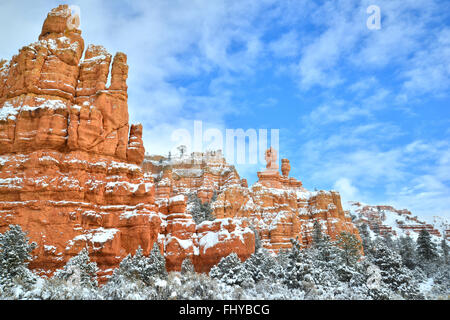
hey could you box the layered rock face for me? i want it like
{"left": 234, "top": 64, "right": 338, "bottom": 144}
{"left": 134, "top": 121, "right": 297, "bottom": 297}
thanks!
{"left": 0, "top": 5, "right": 255, "bottom": 278}
{"left": 143, "top": 150, "right": 255, "bottom": 271}
{"left": 0, "top": 5, "right": 360, "bottom": 279}
{"left": 0, "top": 5, "right": 154, "bottom": 279}
{"left": 212, "top": 152, "right": 359, "bottom": 252}
{"left": 143, "top": 148, "right": 360, "bottom": 253}
{"left": 164, "top": 195, "right": 254, "bottom": 273}
{"left": 143, "top": 150, "right": 244, "bottom": 205}
{"left": 350, "top": 202, "right": 448, "bottom": 241}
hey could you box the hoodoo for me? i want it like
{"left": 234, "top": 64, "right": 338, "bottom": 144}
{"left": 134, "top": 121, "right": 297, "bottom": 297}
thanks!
{"left": 0, "top": 5, "right": 255, "bottom": 279}
{"left": 0, "top": 5, "right": 360, "bottom": 280}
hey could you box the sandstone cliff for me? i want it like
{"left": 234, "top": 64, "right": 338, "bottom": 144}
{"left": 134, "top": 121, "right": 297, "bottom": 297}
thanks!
{"left": 0, "top": 5, "right": 361, "bottom": 281}
{"left": 0, "top": 5, "right": 254, "bottom": 280}
{"left": 350, "top": 202, "right": 449, "bottom": 241}
{"left": 143, "top": 148, "right": 361, "bottom": 253}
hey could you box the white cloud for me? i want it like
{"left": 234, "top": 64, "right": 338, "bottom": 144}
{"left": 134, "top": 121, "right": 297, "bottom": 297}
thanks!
{"left": 401, "top": 28, "right": 450, "bottom": 97}
{"left": 333, "top": 178, "right": 359, "bottom": 207}
{"left": 268, "top": 30, "right": 300, "bottom": 58}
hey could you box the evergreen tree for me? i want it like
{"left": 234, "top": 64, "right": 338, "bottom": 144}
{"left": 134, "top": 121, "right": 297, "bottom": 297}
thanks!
{"left": 148, "top": 242, "right": 168, "bottom": 280}
{"left": 357, "top": 223, "right": 372, "bottom": 254}
{"left": 336, "top": 232, "right": 362, "bottom": 266}
{"left": 0, "top": 225, "right": 37, "bottom": 280}
{"left": 181, "top": 257, "right": 195, "bottom": 275}
{"left": 242, "top": 248, "right": 280, "bottom": 282}
{"left": 0, "top": 225, "right": 38, "bottom": 296}
{"left": 440, "top": 239, "right": 448, "bottom": 265}
{"left": 188, "top": 192, "right": 216, "bottom": 224}
{"left": 370, "top": 239, "right": 422, "bottom": 299}
{"left": 282, "top": 239, "right": 312, "bottom": 289}
{"left": 417, "top": 230, "right": 438, "bottom": 262}
{"left": 398, "top": 235, "right": 418, "bottom": 269}
{"left": 119, "top": 245, "right": 167, "bottom": 283}
{"left": 209, "top": 253, "right": 254, "bottom": 287}
{"left": 53, "top": 248, "right": 99, "bottom": 288}
{"left": 101, "top": 245, "right": 167, "bottom": 299}
{"left": 311, "top": 220, "right": 323, "bottom": 246}
{"left": 382, "top": 233, "right": 396, "bottom": 250}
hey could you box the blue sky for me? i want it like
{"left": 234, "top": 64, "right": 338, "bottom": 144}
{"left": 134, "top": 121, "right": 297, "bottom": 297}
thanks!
{"left": 0, "top": 0, "right": 449, "bottom": 220}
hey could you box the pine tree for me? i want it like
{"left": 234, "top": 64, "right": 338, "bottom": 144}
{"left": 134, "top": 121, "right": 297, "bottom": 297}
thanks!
{"left": 336, "top": 232, "right": 362, "bottom": 266}
{"left": 243, "top": 248, "right": 280, "bottom": 282}
{"left": 311, "top": 220, "right": 323, "bottom": 246}
{"left": 53, "top": 248, "right": 99, "bottom": 288}
{"left": 148, "top": 242, "right": 168, "bottom": 280}
{"left": 0, "top": 225, "right": 37, "bottom": 279}
{"left": 383, "top": 233, "right": 396, "bottom": 250}
{"left": 101, "top": 245, "right": 168, "bottom": 300}
{"left": 188, "top": 193, "right": 216, "bottom": 224}
{"left": 357, "top": 223, "right": 372, "bottom": 254}
{"left": 370, "top": 239, "right": 422, "bottom": 299}
{"left": 398, "top": 235, "right": 417, "bottom": 269}
{"left": 417, "top": 230, "right": 438, "bottom": 262}
{"left": 209, "top": 253, "right": 254, "bottom": 287}
{"left": 181, "top": 257, "right": 195, "bottom": 275}
{"left": 119, "top": 245, "right": 165, "bottom": 283}
{"left": 0, "top": 225, "right": 38, "bottom": 296}
{"left": 441, "top": 239, "right": 448, "bottom": 265}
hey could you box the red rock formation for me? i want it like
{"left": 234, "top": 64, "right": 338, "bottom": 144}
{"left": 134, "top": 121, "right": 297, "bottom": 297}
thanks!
{"left": 1, "top": 5, "right": 363, "bottom": 280}
{"left": 281, "top": 159, "right": 290, "bottom": 177}
{"left": 144, "top": 148, "right": 360, "bottom": 253}
{"left": 0, "top": 5, "right": 254, "bottom": 280}
{"left": 0, "top": 5, "right": 155, "bottom": 280}
{"left": 214, "top": 164, "right": 358, "bottom": 252}
{"left": 351, "top": 202, "right": 445, "bottom": 240}
{"left": 143, "top": 150, "right": 241, "bottom": 203}
{"left": 162, "top": 195, "right": 254, "bottom": 273}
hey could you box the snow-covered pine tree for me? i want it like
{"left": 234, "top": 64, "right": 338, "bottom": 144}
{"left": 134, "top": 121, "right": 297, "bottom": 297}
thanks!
{"left": 440, "top": 239, "right": 448, "bottom": 265}
{"left": 282, "top": 239, "right": 317, "bottom": 291}
{"left": 398, "top": 235, "right": 418, "bottom": 269}
{"left": 53, "top": 248, "right": 99, "bottom": 289}
{"left": 335, "top": 232, "right": 362, "bottom": 266}
{"left": 417, "top": 230, "right": 438, "bottom": 262}
{"left": 383, "top": 233, "right": 397, "bottom": 251}
{"left": 209, "top": 252, "right": 254, "bottom": 287}
{"left": 312, "top": 220, "right": 323, "bottom": 246}
{"left": 370, "top": 239, "right": 422, "bottom": 299}
{"left": 181, "top": 257, "right": 195, "bottom": 275}
{"left": 101, "top": 246, "right": 166, "bottom": 299}
{"left": 148, "top": 242, "right": 168, "bottom": 280}
{"left": 311, "top": 221, "right": 336, "bottom": 263}
{"left": 188, "top": 192, "right": 216, "bottom": 224}
{"left": 0, "top": 225, "right": 38, "bottom": 297}
{"left": 242, "top": 248, "right": 280, "bottom": 282}
{"left": 357, "top": 223, "right": 372, "bottom": 254}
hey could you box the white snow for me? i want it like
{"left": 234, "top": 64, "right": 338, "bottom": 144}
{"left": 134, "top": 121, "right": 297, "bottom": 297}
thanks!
{"left": 169, "top": 195, "right": 185, "bottom": 204}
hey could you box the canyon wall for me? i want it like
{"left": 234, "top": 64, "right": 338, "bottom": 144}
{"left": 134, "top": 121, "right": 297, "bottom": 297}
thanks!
{"left": 0, "top": 5, "right": 254, "bottom": 280}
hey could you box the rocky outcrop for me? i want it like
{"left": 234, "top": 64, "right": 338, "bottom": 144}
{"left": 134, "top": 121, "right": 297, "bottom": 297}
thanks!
{"left": 0, "top": 5, "right": 153, "bottom": 280}
{"left": 350, "top": 202, "right": 447, "bottom": 240}
{"left": 143, "top": 150, "right": 241, "bottom": 204}
{"left": 212, "top": 150, "right": 359, "bottom": 252}
{"left": 143, "top": 148, "right": 360, "bottom": 253}
{"left": 163, "top": 195, "right": 254, "bottom": 273}
{"left": 1, "top": 5, "right": 362, "bottom": 280}
{"left": 0, "top": 5, "right": 254, "bottom": 280}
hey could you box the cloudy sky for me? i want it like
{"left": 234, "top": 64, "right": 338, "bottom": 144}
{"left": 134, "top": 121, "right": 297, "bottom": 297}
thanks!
{"left": 0, "top": 0, "right": 449, "bottom": 220}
